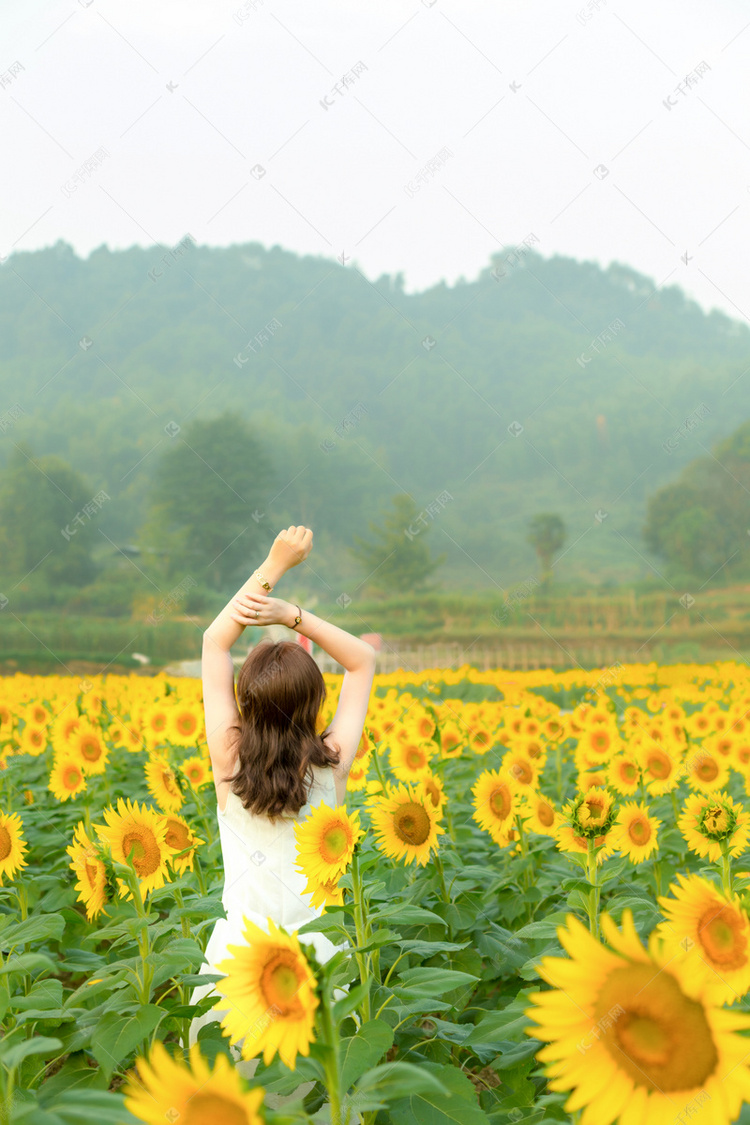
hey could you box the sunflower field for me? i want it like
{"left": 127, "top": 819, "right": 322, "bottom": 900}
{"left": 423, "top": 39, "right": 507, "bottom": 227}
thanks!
{"left": 4, "top": 662, "right": 750, "bottom": 1125}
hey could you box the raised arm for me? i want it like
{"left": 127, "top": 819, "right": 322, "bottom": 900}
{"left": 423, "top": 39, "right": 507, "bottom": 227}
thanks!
{"left": 295, "top": 607, "right": 377, "bottom": 802}
{"left": 229, "top": 593, "right": 377, "bottom": 803}
{"left": 202, "top": 527, "right": 313, "bottom": 775}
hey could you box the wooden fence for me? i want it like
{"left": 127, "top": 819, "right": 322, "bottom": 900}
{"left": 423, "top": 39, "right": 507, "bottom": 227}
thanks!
{"left": 314, "top": 642, "right": 658, "bottom": 675}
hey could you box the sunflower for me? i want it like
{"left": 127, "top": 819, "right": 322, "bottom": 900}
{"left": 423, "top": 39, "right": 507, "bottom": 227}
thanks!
{"left": 416, "top": 772, "right": 446, "bottom": 816}
{"left": 732, "top": 743, "right": 750, "bottom": 773}
{"left": 606, "top": 753, "right": 641, "bottom": 796}
{"left": 354, "top": 728, "right": 374, "bottom": 762}
{"left": 18, "top": 722, "right": 48, "bottom": 757}
{"left": 438, "top": 723, "right": 464, "bottom": 758}
{"left": 179, "top": 754, "right": 211, "bottom": 789}
{"left": 301, "top": 871, "right": 344, "bottom": 910}
{"left": 214, "top": 916, "right": 319, "bottom": 1070}
{"left": 580, "top": 725, "right": 618, "bottom": 762}
{"left": 121, "top": 720, "right": 145, "bottom": 753}
{"left": 542, "top": 716, "right": 565, "bottom": 742}
{"left": 639, "top": 744, "right": 681, "bottom": 795}
{"left": 69, "top": 723, "right": 109, "bottom": 775}
{"left": 679, "top": 792, "right": 750, "bottom": 863}
{"left": 48, "top": 755, "right": 87, "bottom": 802}
{"left": 167, "top": 702, "right": 202, "bottom": 747}
{"left": 413, "top": 711, "right": 436, "bottom": 741}
{"left": 0, "top": 702, "right": 14, "bottom": 740}
{"left": 472, "top": 768, "right": 519, "bottom": 846}
{"left": 578, "top": 769, "right": 608, "bottom": 791}
{"left": 519, "top": 792, "right": 559, "bottom": 837}
{"left": 369, "top": 782, "right": 444, "bottom": 866}
{"left": 506, "top": 712, "right": 526, "bottom": 738}
{"left": 105, "top": 722, "right": 127, "bottom": 752}
{"left": 124, "top": 1039, "right": 264, "bottom": 1125}
{"left": 656, "top": 874, "right": 750, "bottom": 1005}
{"left": 160, "top": 813, "right": 203, "bottom": 874}
{"left": 562, "top": 787, "right": 617, "bottom": 839}
{"left": 142, "top": 702, "right": 171, "bottom": 745}
{"left": 525, "top": 910, "right": 750, "bottom": 1125}
{"left": 466, "top": 724, "right": 493, "bottom": 755}
{"left": 521, "top": 715, "right": 542, "bottom": 737}
{"left": 28, "top": 702, "right": 49, "bottom": 725}
{"left": 166, "top": 704, "right": 202, "bottom": 746}
{"left": 94, "top": 798, "right": 171, "bottom": 896}
{"left": 0, "top": 810, "right": 28, "bottom": 884}
{"left": 294, "top": 801, "right": 362, "bottom": 885}
{"left": 346, "top": 758, "right": 370, "bottom": 791}
{"left": 707, "top": 734, "right": 735, "bottom": 760}
{"left": 389, "top": 739, "right": 434, "bottom": 782}
{"left": 365, "top": 721, "right": 383, "bottom": 745}
{"left": 611, "top": 801, "right": 660, "bottom": 864}
{"left": 555, "top": 824, "right": 615, "bottom": 863}
{"left": 685, "top": 749, "right": 730, "bottom": 793}
{"left": 502, "top": 751, "right": 538, "bottom": 790}
{"left": 66, "top": 822, "right": 109, "bottom": 921}
{"left": 686, "top": 710, "right": 713, "bottom": 739}
{"left": 145, "top": 754, "right": 184, "bottom": 813}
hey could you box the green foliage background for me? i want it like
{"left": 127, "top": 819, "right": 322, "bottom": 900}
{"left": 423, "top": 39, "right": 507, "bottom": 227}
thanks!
{"left": 2, "top": 238, "right": 750, "bottom": 613}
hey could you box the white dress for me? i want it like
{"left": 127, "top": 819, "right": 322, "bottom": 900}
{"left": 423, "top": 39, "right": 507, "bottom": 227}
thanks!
{"left": 187, "top": 763, "right": 345, "bottom": 1091}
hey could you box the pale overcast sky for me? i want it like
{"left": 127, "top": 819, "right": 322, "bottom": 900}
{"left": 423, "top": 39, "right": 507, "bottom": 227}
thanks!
{"left": 2, "top": 0, "right": 750, "bottom": 321}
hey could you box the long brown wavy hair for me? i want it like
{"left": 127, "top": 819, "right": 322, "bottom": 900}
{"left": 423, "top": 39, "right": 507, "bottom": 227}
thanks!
{"left": 223, "top": 640, "right": 340, "bottom": 819}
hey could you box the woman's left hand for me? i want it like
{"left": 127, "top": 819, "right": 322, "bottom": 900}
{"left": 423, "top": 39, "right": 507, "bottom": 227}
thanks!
{"left": 230, "top": 593, "right": 295, "bottom": 628}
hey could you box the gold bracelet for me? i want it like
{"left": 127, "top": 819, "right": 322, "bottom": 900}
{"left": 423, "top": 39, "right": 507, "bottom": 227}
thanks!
{"left": 291, "top": 605, "right": 302, "bottom": 628}
{"left": 254, "top": 570, "right": 273, "bottom": 592}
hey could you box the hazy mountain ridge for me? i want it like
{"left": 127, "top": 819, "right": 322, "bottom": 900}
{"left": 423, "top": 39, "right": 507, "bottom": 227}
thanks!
{"left": 1, "top": 239, "right": 748, "bottom": 589}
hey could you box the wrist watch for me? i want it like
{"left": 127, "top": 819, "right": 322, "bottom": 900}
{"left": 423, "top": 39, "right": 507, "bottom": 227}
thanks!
{"left": 254, "top": 570, "right": 273, "bottom": 591}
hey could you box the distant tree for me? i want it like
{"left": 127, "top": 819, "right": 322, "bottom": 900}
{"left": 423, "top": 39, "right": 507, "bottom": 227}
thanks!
{"left": 141, "top": 413, "right": 275, "bottom": 587}
{"left": 350, "top": 493, "right": 446, "bottom": 596}
{"left": 260, "top": 421, "right": 386, "bottom": 539}
{"left": 643, "top": 479, "right": 734, "bottom": 580}
{"left": 0, "top": 444, "right": 98, "bottom": 587}
{"left": 526, "top": 513, "right": 566, "bottom": 586}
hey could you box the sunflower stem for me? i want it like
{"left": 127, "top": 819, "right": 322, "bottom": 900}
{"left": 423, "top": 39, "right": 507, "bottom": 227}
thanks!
{"left": 443, "top": 797, "right": 457, "bottom": 844}
{"left": 720, "top": 839, "right": 733, "bottom": 897}
{"left": 193, "top": 852, "right": 207, "bottom": 898}
{"left": 670, "top": 789, "right": 680, "bottom": 825}
{"left": 125, "top": 863, "right": 153, "bottom": 1005}
{"left": 515, "top": 815, "right": 531, "bottom": 892}
{"left": 371, "top": 745, "right": 389, "bottom": 795}
{"left": 319, "top": 978, "right": 345, "bottom": 1125}
{"left": 173, "top": 886, "right": 191, "bottom": 939}
{"left": 13, "top": 884, "right": 28, "bottom": 921}
{"left": 586, "top": 836, "right": 600, "bottom": 940}
{"left": 193, "top": 784, "right": 214, "bottom": 847}
{"left": 433, "top": 847, "right": 450, "bottom": 904}
{"left": 349, "top": 849, "right": 372, "bottom": 1023}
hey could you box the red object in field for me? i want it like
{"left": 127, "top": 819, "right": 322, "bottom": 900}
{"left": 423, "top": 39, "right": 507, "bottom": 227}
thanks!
{"left": 296, "top": 633, "right": 313, "bottom": 653}
{"left": 360, "top": 633, "right": 382, "bottom": 651}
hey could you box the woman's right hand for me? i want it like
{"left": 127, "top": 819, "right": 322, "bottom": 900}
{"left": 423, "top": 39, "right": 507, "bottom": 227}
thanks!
{"left": 230, "top": 593, "right": 297, "bottom": 629}
{"left": 267, "top": 526, "right": 313, "bottom": 573}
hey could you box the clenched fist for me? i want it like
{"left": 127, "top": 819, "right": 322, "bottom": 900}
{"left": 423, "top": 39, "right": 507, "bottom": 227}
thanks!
{"left": 267, "top": 526, "right": 313, "bottom": 574}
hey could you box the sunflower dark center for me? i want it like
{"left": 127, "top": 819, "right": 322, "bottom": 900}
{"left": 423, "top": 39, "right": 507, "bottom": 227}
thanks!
{"left": 393, "top": 803, "right": 431, "bottom": 845}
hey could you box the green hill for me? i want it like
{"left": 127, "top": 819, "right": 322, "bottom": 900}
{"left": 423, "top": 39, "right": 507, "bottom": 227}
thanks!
{"left": 1, "top": 238, "right": 749, "bottom": 603}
